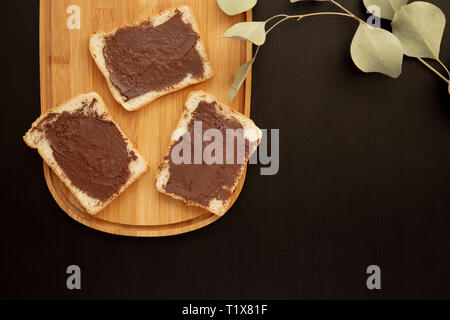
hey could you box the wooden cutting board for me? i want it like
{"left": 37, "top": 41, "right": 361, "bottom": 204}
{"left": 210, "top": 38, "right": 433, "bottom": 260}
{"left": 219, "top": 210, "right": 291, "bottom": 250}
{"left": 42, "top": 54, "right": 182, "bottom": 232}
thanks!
{"left": 39, "top": 0, "right": 253, "bottom": 236}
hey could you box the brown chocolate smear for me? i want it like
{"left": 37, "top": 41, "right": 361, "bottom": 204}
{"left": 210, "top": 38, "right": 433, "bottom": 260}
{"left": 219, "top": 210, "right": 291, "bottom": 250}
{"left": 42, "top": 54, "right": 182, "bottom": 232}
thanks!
{"left": 103, "top": 10, "right": 204, "bottom": 101}
{"left": 41, "top": 101, "right": 133, "bottom": 202}
{"left": 164, "top": 101, "right": 250, "bottom": 207}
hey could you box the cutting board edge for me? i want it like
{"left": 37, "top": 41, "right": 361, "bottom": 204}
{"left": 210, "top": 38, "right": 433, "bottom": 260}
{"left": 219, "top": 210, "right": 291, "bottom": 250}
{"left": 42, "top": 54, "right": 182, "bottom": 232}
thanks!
{"left": 38, "top": 0, "right": 253, "bottom": 237}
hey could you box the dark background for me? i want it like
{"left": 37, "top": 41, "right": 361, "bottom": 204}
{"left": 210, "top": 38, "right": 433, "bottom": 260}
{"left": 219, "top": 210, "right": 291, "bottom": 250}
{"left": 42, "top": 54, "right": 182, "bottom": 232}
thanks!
{"left": 1, "top": 0, "right": 449, "bottom": 300}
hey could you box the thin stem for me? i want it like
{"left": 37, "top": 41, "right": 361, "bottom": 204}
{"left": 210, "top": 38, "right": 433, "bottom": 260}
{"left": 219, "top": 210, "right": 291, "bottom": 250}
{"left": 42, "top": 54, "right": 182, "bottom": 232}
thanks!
{"left": 265, "top": 14, "right": 288, "bottom": 24}
{"left": 265, "top": 12, "right": 356, "bottom": 36}
{"left": 266, "top": 16, "right": 291, "bottom": 35}
{"left": 298, "top": 12, "right": 356, "bottom": 21}
{"left": 437, "top": 59, "right": 450, "bottom": 78}
{"left": 418, "top": 58, "right": 450, "bottom": 84}
{"left": 328, "top": 0, "right": 365, "bottom": 23}
{"left": 252, "top": 45, "right": 261, "bottom": 61}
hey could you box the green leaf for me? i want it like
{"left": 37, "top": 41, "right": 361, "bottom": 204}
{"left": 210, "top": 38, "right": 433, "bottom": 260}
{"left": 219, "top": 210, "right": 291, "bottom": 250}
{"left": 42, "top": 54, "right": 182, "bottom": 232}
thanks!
{"left": 217, "top": 0, "right": 257, "bottom": 16}
{"left": 229, "top": 60, "right": 253, "bottom": 103}
{"left": 363, "top": 0, "right": 408, "bottom": 20}
{"left": 391, "top": 1, "right": 446, "bottom": 59}
{"left": 350, "top": 23, "right": 403, "bottom": 78}
{"left": 223, "top": 22, "right": 266, "bottom": 45}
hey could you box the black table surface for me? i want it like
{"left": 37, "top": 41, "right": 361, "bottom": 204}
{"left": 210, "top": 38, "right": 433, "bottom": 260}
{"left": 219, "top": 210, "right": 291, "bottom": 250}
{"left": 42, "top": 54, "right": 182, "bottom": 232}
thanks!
{"left": 1, "top": 0, "right": 449, "bottom": 299}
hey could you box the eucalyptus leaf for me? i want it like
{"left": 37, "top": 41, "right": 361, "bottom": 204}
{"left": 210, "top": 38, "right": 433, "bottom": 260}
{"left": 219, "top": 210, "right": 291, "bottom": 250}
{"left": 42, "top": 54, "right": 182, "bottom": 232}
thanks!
{"left": 363, "top": 0, "right": 408, "bottom": 20}
{"left": 217, "top": 0, "right": 257, "bottom": 16}
{"left": 350, "top": 23, "right": 403, "bottom": 78}
{"left": 223, "top": 22, "right": 266, "bottom": 45}
{"left": 391, "top": 1, "right": 446, "bottom": 59}
{"left": 229, "top": 60, "right": 253, "bottom": 102}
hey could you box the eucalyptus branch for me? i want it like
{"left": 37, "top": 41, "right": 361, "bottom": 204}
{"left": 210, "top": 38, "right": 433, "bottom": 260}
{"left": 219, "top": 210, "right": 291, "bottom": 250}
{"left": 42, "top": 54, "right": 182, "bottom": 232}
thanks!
{"left": 328, "top": 0, "right": 450, "bottom": 86}
{"left": 437, "top": 59, "right": 450, "bottom": 78}
{"left": 220, "top": 0, "right": 450, "bottom": 101}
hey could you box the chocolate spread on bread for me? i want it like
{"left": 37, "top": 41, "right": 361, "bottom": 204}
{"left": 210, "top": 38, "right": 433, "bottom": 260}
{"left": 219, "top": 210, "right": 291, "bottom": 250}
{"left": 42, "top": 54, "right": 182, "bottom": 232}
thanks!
{"left": 103, "top": 10, "right": 205, "bottom": 101}
{"left": 163, "top": 101, "right": 250, "bottom": 207}
{"left": 38, "top": 99, "right": 135, "bottom": 202}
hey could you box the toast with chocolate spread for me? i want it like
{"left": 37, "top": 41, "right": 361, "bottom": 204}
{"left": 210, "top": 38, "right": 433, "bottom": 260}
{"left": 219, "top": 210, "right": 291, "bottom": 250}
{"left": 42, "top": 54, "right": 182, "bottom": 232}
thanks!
{"left": 156, "top": 91, "right": 262, "bottom": 216}
{"left": 89, "top": 6, "right": 214, "bottom": 111}
{"left": 24, "top": 92, "right": 148, "bottom": 215}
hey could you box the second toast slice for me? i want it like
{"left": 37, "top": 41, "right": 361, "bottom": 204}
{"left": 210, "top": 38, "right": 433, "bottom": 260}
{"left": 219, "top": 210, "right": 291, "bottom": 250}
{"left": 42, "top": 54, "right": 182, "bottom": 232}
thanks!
{"left": 156, "top": 91, "right": 262, "bottom": 216}
{"left": 90, "top": 6, "right": 214, "bottom": 111}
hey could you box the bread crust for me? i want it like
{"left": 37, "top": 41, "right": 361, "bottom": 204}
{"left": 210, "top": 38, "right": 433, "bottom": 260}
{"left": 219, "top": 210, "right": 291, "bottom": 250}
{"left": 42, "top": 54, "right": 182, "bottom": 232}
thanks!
{"left": 89, "top": 6, "right": 214, "bottom": 112}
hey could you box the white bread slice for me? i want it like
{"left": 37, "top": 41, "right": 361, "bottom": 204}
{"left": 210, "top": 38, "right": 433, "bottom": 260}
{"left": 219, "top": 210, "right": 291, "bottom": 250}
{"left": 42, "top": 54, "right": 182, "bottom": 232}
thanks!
{"left": 156, "top": 91, "right": 262, "bottom": 216}
{"left": 24, "top": 92, "right": 148, "bottom": 215}
{"left": 89, "top": 6, "right": 214, "bottom": 112}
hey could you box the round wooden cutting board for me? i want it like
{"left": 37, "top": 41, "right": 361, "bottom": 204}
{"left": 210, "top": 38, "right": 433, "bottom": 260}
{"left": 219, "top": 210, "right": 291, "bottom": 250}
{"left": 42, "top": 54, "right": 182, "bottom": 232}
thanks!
{"left": 39, "top": 0, "right": 253, "bottom": 236}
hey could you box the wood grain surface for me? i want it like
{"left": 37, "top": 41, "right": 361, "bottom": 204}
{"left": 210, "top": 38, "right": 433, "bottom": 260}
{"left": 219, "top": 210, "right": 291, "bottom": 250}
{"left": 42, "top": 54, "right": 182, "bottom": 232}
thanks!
{"left": 39, "top": 0, "right": 253, "bottom": 236}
